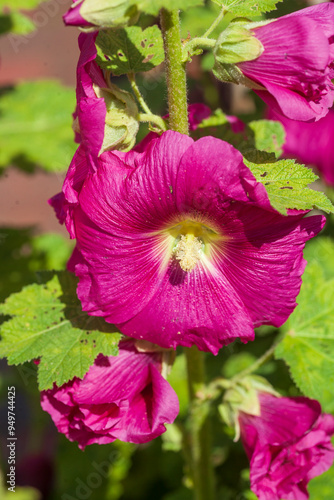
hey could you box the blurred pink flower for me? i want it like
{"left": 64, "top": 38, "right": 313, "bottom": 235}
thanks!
{"left": 239, "top": 392, "right": 334, "bottom": 500}
{"left": 41, "top": 340, "right": 178, "bottom": 449}
{"left": 239, "top": 3, "right": 334, "bottom": 121}
{"left": 268, "top": 108, "right": 334, "bottom": 187}
{"left": 59, "top": 131, "right": 323, "bottom": 354}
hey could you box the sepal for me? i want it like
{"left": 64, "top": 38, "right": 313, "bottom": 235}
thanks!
{"left": 93, "top": 83, "right": 139, "bottom": 153}
{"left": 214, "top": 20, "right": 264, "bottom": 65}
{"left": 218, "top": 376, "right": 278, "bottom": 441}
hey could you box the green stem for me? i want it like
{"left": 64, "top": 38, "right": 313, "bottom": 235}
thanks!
{"left": 127, "top": 72, "right": 152, "bottom": 115}
{"left": 160, "top": 9, "right": 214, "bottom": 499}
{"left": 232, "top": 340, "right": 280, "bottom": 383}
{"left": 160, "top": 8, "right": 189, "bottom": 135}
{"left": 182, "top": 37, "right": 216, "bottom": 62}
{"left": 138, "top": 113, "right": 167, "bottom": 131}
{"left": 184, "top": 346, "right": 216, "bottom": 500}
{"left": 203, "top": 7, "right": 226, "bottom": 38}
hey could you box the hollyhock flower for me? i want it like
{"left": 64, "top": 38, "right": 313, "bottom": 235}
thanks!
{"left": 268, "top": 108, "right": 334, "bottom": 186}
{"left": 220, "top": 3, "right": 334, "bottom": 121}
{"left": 40, "top": 339, "right": 179, "bottom": 449}
{"left": 59, "top": 131, "right": 324, "bottom": 354}
{"left": 63, "top": 0, "right": 139, "bottom": 30}
{"left": 239, "top": 392, "right": 334, "bottom": 500}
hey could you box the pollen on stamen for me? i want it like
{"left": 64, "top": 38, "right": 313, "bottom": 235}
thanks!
{"left": 174, "top": 235, "right": 203, "bottom": 272}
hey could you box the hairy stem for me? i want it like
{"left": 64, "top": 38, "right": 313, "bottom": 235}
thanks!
{"left": 184, "top": 346, "right": 216, "bottom": 500}
{"left": 160, "top": 8, "right": 189, "bottom": 134}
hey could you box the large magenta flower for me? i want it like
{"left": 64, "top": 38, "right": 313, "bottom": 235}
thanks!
{"left": 268, "top": 108, "right": 334, "bottom": 187}
{"left": 40, "top": 340, "right": 179, "bottom": 449}
{"left": 239, "top": 392, "right": 334, "bottom": 500}
{"left": 58, "top": 131, "right": 324, "bottom": 354}
{"left": 238, "top": 3, "right": 334, "bottom": 121}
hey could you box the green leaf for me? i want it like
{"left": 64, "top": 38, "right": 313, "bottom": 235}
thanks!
{"left": 0, "top": 12, "right": 35, "bottom": 35}
{"left": 213, "top": 0, "right": 283, "bottom": 17}
{"left": 139, "top": 0, "right": 203, "bottom": 16}
{"left": 245, "top": 158, "right": 334, "bottom": 215}
{"left": 0, "top": 0, "right": 41, "bottom": 9}
{"left": 0, "top": 81, "right": 76, "bottom": 172}
{"left": 248, "top": 119, "right": 285, "bottom": 157}
{"left": 96, "top": 25, "right": 164, "bottom": 76}
{"left": 0, "top": 271, "right": 121, "bottom": 390}
{"left": 275, "top": 238, "right": 334, "bottom": 412}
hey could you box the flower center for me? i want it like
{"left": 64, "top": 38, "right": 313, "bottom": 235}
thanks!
{"left": 174, "top": 234, "right": 203, "bottom": 272}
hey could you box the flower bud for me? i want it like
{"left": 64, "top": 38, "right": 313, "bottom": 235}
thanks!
{"left": 214, "top": 21, "right": 264, "bottom": 65}
{"left": 64, "top": 0, "right": 139, "bottom": 30}
{"left": 213, "top": 21, "right": 265, "bottom": 88}
{"left": 93, "top": 83, "right": 139, "bottom": 153}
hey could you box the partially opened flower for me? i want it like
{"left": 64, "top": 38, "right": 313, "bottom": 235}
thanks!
{"left": 63, "top": 131, "right": 323, "bottom": 354}
{"left": 238, "top": 392, "right": 334, "bottom": 500}
{"left": 215, "top": 3, "right": 334, "bottom": 121}
{"left": 268, "top": 108, "right": 334, "bottom": 187}
{"left": 41, "top": 339, "right": 179, "bottom": 449}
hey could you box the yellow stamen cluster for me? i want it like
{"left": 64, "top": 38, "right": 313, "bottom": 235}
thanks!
{"left": 174, "top": 234, "right": 203, "bottom": 272}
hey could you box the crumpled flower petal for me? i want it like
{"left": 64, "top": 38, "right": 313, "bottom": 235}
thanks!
{"left": 40, "top": 340, "right": 179, "bottom": 449}
{"left": 239, "top": 4, "right": 334, "bottom": 121}
{"left": 239, "top": 392, "right": 334, "bottom": 500}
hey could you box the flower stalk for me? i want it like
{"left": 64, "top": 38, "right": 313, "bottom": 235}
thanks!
{"left": 160, "top": 8, "right": 189, "bottom": 135}
{"left": 184, "top": 347, "right": 216, "bottom": 500}
{"left": 160, "top": 8, "right": 215, "bottom": 499}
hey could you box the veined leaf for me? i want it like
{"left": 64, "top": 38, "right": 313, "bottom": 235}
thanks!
{"left": 140, "top": 0, "right": 203, "bottom": 16}
{"left": 96, "top": 25, "right": 164, "bottom": 76}
{"left": 0, "top": 271, "right": 121, "bottom": 390}
{"left": 275, "top": 238, "right": 334, "bottom": 413}
{"left": 246, "top": 158, "right": 334, "bottom": 215}
{"left": 212, "top": 0, "right": 283, "bottom": 17}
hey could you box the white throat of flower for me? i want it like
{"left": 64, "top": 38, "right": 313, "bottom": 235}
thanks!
{"left": 173, "top": 234, "right": 203, "bottom": 272}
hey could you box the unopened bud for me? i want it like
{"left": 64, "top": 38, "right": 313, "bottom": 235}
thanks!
{"left": 65, "top": 0, "right": 139, "bottom": 30}
{"left": 94, "top": 83, "right": 139, "bottom": 153}
{"left": 219, "top": 375, "right": 278, "bottom": 441}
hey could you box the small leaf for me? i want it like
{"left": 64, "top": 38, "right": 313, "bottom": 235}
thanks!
{"left": 245, "top": 158, "right": 334, "bottom": 215}
{"left": 0, "top": 81, "right": 76, "bottom": 172}
{"left": 213, "top": 0, "right": 283, "bottom": 17}
{"left": 96, "top": 25, "right": 164, "bottom": 76}
{"left": 0, "top": 12, "right": 35, "bottom": 35}
{"left": 275, "top": 238, "right": 334, "bottom": 413}
{"left": 248, "top": 119, "right": 285, "bottom": 157}
{"left": 0, "top": 271, "right": 121, "bottom": 390}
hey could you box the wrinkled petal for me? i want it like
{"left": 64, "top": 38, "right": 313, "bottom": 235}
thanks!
{"left": 239, "top": 9, "right": 334, "bottom": 121}
{"left": 239, "top": 393, "right": 334, "bottom": 500}
{"left": 40, "top": 340, "right": 179, "bottom": 449}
